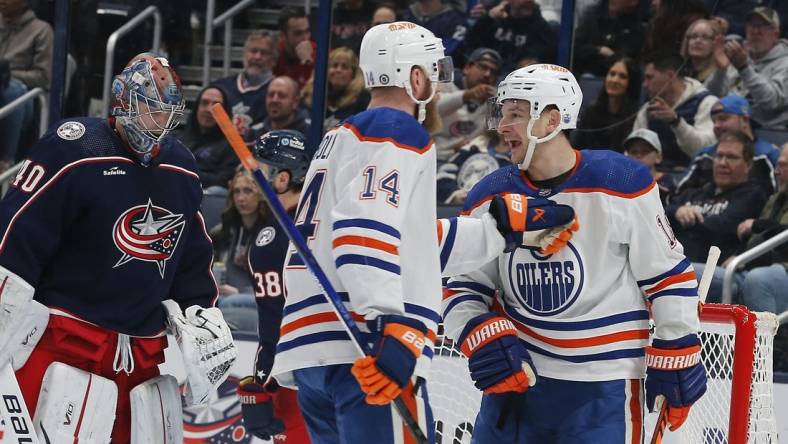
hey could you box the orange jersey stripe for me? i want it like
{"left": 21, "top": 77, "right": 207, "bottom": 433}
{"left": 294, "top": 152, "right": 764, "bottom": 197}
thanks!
{"left": 280, "top": 311, "right": 365, "bottom": 337}
{"left": 513, "top": 322, "right": 649, "bottom": 348}
{"left": 562, "top": 181, "right": 656, "bottom": 199}
{"left": 436, "top": 220, "right": 444, "bottom": 243}
{"left": 332, "top": 235, "right": 399, "bottom": 255}
{"left": 644, "top": 271, "right": 697, "bottom": 295}
{"left": 343, "top": 123, "right": 433, "bottom": 155}
{"left": 629, "top": 380, "right": 643, "bottom": 444}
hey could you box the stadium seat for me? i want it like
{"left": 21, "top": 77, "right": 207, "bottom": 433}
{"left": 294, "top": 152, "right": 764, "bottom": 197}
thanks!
{"left": 201, "top": 186, "right": 228, "bottom": 231}
{"left": 578, "top": 75, "right": 604, "bottom": 111}
{"left": 755, "top": 128, "right": 788, "bottom": 147}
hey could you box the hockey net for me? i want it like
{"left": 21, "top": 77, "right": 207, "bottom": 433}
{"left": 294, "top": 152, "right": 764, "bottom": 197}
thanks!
{"left": 428, "top": 304, "right": 779, "bottom": 444}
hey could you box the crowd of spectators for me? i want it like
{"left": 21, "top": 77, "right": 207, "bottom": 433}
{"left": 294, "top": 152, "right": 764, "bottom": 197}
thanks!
{"left": 3, "top": 0, "right": 788, "bottom": 334}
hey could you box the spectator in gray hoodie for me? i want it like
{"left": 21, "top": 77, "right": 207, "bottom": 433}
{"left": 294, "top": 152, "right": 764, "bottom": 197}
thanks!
{"left": 706, "top": 7, "right": 788, "bottom": 129}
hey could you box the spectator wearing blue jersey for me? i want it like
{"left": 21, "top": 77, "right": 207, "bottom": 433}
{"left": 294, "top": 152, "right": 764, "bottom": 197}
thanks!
{"left": 677, "top": 95, "right": 780, "bottom": 197}
{"left": 457, "top": 0, "right": 556, "bottom": 73}
{"left": 402, "top": 0, "right": 469, "bottom": 55}
{"left": 212, "top": 31, "right": 276, "bottom": 139}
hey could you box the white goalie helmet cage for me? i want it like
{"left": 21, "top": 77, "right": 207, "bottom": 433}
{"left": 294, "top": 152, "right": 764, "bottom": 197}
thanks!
{"left": 359, "top": 21, "right": 453, "bottom": 95}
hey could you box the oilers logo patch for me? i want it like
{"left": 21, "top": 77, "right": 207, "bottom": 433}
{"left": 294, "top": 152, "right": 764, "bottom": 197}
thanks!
{"left": 458, "top": 153, "right": 501, "bottom": 191}
{"left": 56, "top": 121, "right": 86, "bottom": 140}
{"left": 256, "top": 226, "right": 276, "bottom": 246}
{"left": 112, "top": 198, "right": 185, "bottom": 278}
{"left": 505, "top": 243, "right": 584, "bottom": 316}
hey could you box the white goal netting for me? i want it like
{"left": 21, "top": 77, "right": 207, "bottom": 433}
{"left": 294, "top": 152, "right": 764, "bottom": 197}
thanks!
{"left": 428, "top": 305, "right": 779, "bottom": 444}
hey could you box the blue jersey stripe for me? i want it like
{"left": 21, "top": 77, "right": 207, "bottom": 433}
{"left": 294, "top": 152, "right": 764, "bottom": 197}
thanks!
{"left": 446, "top": 280, "right": 496, "bottom": 297}
{"left": 503, "top": 302, "right": 649, "bottom": 331}
{"left": 282, "top": 292, "right": 350, "bottom": 317}
{"left": 637, "top": 258, "right": 691, "bottom": 287}
{"left": 277, "top": 331, "right": 351, "bottom": 353}
{"left": 333, "top": 218, "right": 401, "bottom": 239}
{"left": 647, "top": 287, "right": 698, "bottom": 302}
{"left": 405, "top": 303, "right": 441, "bottom": 324}
{"left": 524, "top": 342, "right": 646, "bottom": 363}
{"left": 335, "top": 254, "right": 401, "bottom": 274}
{"left": 443, "top": 294, "right": 487, "bottom": 319}
{"left": 439, "top": 217, "right": 458, "bottom": 271}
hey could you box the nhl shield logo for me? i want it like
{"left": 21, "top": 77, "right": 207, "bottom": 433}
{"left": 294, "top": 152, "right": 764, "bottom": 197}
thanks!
{"left": 505, "top": 242, "right": 585, "bottom": 316}
{"left": 112, "top": 199, "right": 185, "bottom": 277}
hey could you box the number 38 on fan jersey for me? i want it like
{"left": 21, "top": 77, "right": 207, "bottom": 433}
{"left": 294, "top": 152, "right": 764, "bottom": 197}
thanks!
{"left": 271, "top": 107, "right": 443, "bottom": 387}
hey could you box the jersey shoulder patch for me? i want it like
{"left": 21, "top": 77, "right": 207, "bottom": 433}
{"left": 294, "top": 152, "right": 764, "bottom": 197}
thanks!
{"left": 256, "top": 226, "right": 276, "bottom": 246}
{"left": 343, "top": 108, "right": 431, "bottom": 154}
{"left": 56, "top": 121, "right": 86, "bottom": 140}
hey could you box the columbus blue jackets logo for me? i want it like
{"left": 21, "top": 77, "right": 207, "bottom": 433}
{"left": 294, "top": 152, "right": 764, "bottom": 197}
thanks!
{"left": 256, "top": 227, "right": 276, "bottom": 246}
{"left": 506, "top": 243, "right": 585, "bottom": 316}
{"left": 112, "top": 199, "right": 185, "bottom": 277}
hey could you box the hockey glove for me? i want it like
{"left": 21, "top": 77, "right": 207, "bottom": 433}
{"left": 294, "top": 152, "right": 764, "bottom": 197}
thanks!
{"left": 237, "top": 377, "right": 285, "bottom": 440}
{"left": 351, "top": 315, "right": 428, "bottom": 405}
{"left": 458, "top": 313, "right": 536, "bottom": 394}
{"left": 489, "top": 193, "right": 579, "bottom": 254}
{"left": 645, "top": 334, "right": 707, "bottom": 431}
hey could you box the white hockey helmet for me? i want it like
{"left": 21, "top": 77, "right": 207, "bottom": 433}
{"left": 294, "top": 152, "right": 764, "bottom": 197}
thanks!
{"left": 359, "top": 22, "right": 453, "bottom": 122}
{"left": 487, "top": 64, "right": 582, "bottom": 170}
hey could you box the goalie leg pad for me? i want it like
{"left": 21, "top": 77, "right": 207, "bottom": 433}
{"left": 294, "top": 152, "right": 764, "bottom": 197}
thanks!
{"left": 130, "top": 374, "right": 183, "bottom": 444}
{"left": 0, "top": 266, "right": 48, "bottom": 370}
{"left": 33, "top": 362, "right": 118, "bottom": 444}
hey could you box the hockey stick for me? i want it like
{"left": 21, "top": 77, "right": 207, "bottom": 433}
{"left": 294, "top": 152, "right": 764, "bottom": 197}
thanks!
{"left": 0, "top": 363, "right": 41, "bottom": 443}
{"left": 650, "top": 245, "right": 720, "bottom": 444}
{"left": 210, "top": 104, "right": 429, "bottom": 444}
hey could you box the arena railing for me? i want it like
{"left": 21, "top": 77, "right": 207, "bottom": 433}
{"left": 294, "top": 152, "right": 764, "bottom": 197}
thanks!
{"left": 101, "top": 5, "right": 162, "bottom": 118}
{"left": 722, "top": 228, "right": 788, "bottom": 324}
{"left": 202, "top": 0, "right": 257, "bottom": 87}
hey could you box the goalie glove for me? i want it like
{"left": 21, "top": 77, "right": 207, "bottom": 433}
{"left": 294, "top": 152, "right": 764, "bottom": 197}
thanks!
{"left": 351, "top": 314, "right": 428, "bottom": 405}
{"left": 237, "top": 377, "right": 285, "bottom": 440}
{"left": 645, "top": 334, "right": 707, "bottom": 431}
{"left": 488, "top": 193, "right": 579, "bottom": 254}
{"left": 162, "top": 300, "right": 238, "bottom": 405}
{"left": 458, "top": 313, "right": 536, "bottom": 394}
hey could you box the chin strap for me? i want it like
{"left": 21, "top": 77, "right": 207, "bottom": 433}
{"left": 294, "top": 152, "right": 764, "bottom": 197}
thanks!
{"left": 518, "top": 117, "right": 563, "bottom": 171}
{"left": 404, "top": 81, "right": 437, "bottom": 123}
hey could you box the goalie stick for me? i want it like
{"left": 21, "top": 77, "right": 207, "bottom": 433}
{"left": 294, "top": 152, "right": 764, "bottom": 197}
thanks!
{"left": 210, "top": 104, "right": 429, "bottom": 444}
{"left": 650, "top": 245, "right": 720, "bottom": 444}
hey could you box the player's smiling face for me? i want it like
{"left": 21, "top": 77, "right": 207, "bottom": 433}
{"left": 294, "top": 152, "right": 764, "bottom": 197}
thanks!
{"left": 497, "top": 100, "right": 532, "bottom": 164}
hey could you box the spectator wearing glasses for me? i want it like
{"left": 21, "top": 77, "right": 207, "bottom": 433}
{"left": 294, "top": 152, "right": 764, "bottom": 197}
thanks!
{"left": 666, "top": 131, "right": 767, "bottom": 263}
{"left": 681, "top": 18, "right": 732, "bottom": 86}
{"left": 677, "top": 95, "right": 781, "bottom": 197}
{"left": 434, "top": 48, "right": 501, "bottom": 162}
{"left": 706, "top": 7, "right": 788, "bottom": 128}
{"left": 212, "top": 32, "right": 276, "bottom": 139}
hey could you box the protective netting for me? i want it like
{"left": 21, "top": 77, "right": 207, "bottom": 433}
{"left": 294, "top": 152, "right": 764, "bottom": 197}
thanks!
{"left": 429, "top": 331, "right": 481, "bottom": 444}
{"left": 679, "top": 310, "right": 779, "bottom": 444}
{"left": 428, "top": 308, "right": 779, "bottom": 444}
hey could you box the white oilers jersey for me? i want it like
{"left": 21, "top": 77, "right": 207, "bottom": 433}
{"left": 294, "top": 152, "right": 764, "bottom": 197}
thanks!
{"left": 443, "top": 149, "right": 701, "bottom": 382}
{"left": 272, "top": 108, "right": 443, "bottom": 386}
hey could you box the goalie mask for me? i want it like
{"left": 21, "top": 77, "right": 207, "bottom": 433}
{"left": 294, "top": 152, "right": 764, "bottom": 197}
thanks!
{"left": 254, "top": 129, "right": 311, "bottom": 190}
{"left": 359, "top": 21, "right": 453, "bottom": 123}
{"left": 486, "top": 64, "right": 582, "bottom": 170}
{"left": 111, "top": 53, "right": 185, "bottom": 166}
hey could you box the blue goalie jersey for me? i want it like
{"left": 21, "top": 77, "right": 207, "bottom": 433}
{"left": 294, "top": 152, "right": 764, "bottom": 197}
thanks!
{"left": 0, "top": 118, "right": 218, "bottom": 336}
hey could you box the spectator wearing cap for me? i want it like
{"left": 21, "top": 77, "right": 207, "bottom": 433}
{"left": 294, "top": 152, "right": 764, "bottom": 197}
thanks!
{"left": 624, "top": 128, "right": 675, "bottom": 205}
{"left": 572, "top": 0, "right": 646, "bottom": 76}
{"left": 633, "top": 51, "right": 717, "bottom": 168}
{"left": 677, "top": 95, "right": 781, "bottom": 197}
{"left": 706, "top": 7, "right": 788, "bottom": 128}
{"left": 457, "top": 0, "right": 556, "bottom": 73}
{"left": 666, "top": 131, "right": 767, "bottom": 263}
{"left": 402, "top": 0, "right": 468, "bottom": 55}
{"left": 434, "top": 47, "right": 500, "bottom": 162}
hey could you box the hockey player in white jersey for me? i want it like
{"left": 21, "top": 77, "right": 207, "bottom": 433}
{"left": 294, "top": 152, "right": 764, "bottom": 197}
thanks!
{"left": 442, "top": 64, "right": 708, "bottom": 442}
